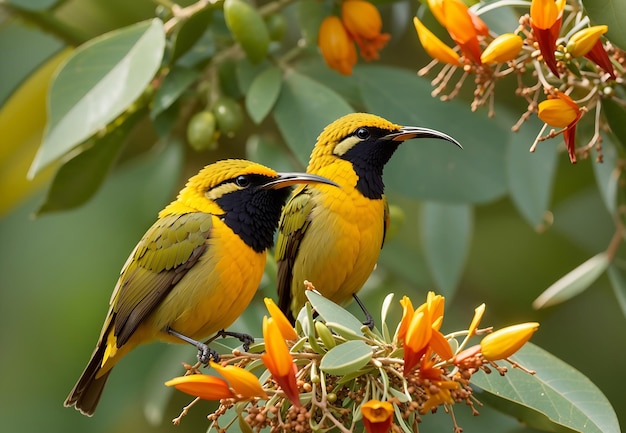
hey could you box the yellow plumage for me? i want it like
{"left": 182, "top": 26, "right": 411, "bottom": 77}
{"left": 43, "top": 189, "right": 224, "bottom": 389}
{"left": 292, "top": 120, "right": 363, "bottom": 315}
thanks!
{"left": 64, "top": 159, "right": 334, "bottom": 416}
{"left": 275, "top": 113, "right": 460, "bottom": 322}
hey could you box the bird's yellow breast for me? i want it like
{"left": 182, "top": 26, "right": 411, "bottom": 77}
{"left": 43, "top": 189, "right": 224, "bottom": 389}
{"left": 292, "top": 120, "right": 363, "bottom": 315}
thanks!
{"left": 145, "top": 216, "right": 265, "bottom": 341}
{"left": 291, "top": 160, "right": 385, "bottom": 308}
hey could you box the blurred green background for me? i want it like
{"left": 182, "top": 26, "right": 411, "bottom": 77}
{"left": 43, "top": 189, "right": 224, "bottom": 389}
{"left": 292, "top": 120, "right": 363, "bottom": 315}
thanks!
{"left": 1, "top": 0, "right": 624, "bottom": 432}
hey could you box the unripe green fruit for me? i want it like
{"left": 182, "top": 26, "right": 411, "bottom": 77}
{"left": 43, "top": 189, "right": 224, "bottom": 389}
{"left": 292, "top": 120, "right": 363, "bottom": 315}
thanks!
{"left": 223, "top": 0, "right": 270, "bottom": 63}
{"left": 213, "top": 97, "right": 244, "bottom": 137}
{"left": 187, "top": 111, "right": 218, "bottom": 151}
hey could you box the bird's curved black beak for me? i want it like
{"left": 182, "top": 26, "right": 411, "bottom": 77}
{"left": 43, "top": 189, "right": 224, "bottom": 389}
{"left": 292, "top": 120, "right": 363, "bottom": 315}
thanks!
{"left": 383, "top": 126, "right": 463, "bottom": 149}
{"left": 262, "top": 172, "right": 339, "bottom": 190}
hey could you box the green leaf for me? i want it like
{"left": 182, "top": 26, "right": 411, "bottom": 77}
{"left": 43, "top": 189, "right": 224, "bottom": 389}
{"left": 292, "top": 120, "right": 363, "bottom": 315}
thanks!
{"left": 354, "top": 65, "right": 508, "bottom": 204}
{"left": 305, "top": 290, "right": 364, "bottom": 332}
{"left": 606, "top": 264, "right": 626, "bottom": 318}
{"left": 170, "top": 6, "right": 213, "bottom": 63}
{"left": 245, "top": 66, "right": 282, "bottom": 124}
{"left": 150, "top": 66, "right": 198, "bottom": 119}
{"left": 472, "top": 343, "right": 620, "bottom": 433}
{"left": 29, "top": 18, "right": 165, "bottom": 178}
{"left": 602, "top": 98, "right": 626, "bottom": 150}
{"left": 507, "top": 115, "right": 559, "bottom": 229}
{"left": 582, "top": 0, "right": 626, "bottom": 50}
{"left": 319, "top": 340, "right": 372, "bottom": 375}
{"left": 420, "top": 202, "right": 472, "bottom": 298}
{"left": 36, "top": 107, "right": 147, "bottom": 215}
{"left": 532, "top": 252, "right": 610, "bottom": 309}
{"left": 273, "top": 71, "right": 353, "bottom": 165}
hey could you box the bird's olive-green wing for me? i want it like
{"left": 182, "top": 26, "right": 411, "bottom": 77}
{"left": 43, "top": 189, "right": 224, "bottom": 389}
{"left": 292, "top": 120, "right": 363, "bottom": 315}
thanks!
{"left": 275, "top": 185, "right": 316, "bottom": 319}
{"left": 110, "top": 212, "right": 213, "bottom": 346}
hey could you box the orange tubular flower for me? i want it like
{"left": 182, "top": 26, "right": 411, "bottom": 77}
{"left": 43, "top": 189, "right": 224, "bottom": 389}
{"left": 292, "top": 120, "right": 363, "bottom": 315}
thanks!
{"left": 398, "top": 292, "right": 451, "bottom": 374}
{"left": 341, "top": 0, "right": 390, "bottom": 61}
{"left": 264, "top": 297, "right": 297, "bottom": 341}
{"left": 480, "top": 322, "right": 539, "bottom": 361}
{"left": 537, "top": 90, "right": 583, "bottom": 163}
{"left": 165, "top": 374, "right": 236, "bottom": 400}
{"left": 530, "top": 0, "right": 565, "bottom": 76}
{"left": 361, "top": 400, "right": 394, "bottom": 433}
{"left": 481, "top": 33, "right": 524, "bottom": 64}
{"left": 427, "top": 0, "right": 484, "bottom": 64}
{"left": 261, "top": 316, "right": 301, "bottom": 407}
{"left": 413, "top": 16, "right": 461, "bottom": 66}
{"left": 318, "top": 16, "right": 357, "bottom": 75}
{"left": 210, "top": 362, "right": 268, "bottom": 399}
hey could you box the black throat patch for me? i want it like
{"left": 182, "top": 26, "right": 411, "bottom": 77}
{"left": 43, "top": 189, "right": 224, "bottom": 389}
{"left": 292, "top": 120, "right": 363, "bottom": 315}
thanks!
{"left": 216, "top": 185, "right": 291, "bottom": 253}
{"left": 341, "top": 132, "right": 401, "bottom": 199}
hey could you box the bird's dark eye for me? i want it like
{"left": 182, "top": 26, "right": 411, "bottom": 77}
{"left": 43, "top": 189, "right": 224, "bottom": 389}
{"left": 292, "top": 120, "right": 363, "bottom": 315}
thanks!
{"left": 355, "top": 127, "right": 370, "bottom": 140}
{"left": 235, "top": 175, "right": 250, "bottom": 188}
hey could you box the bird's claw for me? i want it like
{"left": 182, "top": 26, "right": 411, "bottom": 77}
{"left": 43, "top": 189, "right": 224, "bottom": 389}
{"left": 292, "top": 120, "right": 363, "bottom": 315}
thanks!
{"left": 197, "top": 344, "right": 220, "bottom": 364}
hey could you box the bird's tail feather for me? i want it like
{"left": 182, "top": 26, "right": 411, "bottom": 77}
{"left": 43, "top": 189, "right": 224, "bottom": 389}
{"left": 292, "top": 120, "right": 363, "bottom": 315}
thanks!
{"left": 64, "top": 343, "right": 112, "bottom": 416}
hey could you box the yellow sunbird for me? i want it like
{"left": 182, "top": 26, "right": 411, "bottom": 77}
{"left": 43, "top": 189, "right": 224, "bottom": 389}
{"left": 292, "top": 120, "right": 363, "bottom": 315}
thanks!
{"left": 275, "top": 113, "right": 461, "bottom": 324}
{"left": 64, "top": 159, "right": 335, "bottom": 416}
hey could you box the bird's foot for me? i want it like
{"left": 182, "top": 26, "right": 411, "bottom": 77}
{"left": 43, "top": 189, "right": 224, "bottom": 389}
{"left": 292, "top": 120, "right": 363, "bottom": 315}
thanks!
{"left": 196, "top": 344, "right": 220, "bottom": 364}
{"left": 212, "top": 329, "right": 255, "bottom": 352}
{"left": 353, "top": 293, "right": 375, "bottom": 330}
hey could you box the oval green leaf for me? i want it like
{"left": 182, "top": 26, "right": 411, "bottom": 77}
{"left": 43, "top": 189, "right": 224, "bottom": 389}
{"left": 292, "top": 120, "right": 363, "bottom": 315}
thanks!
{"left": 472, "top": 343, "right": 620, "bottom": 433}
{"left": 29, "top": 18, "right": 165, "bottom": 178}
{"left": 420, "top": 202, "right": 472, "bottom": 298}
{"left": 37, "top": 108, "right": 147, "bottom": 215}
{"left": 319, "top": 340, "right": 372, "bottom": 375}
{"left": 246, "top": 66, "right": 282, "bottom": 124}
{"left": 273, "top": 71, "right": 353, "bottom": 165}
{"left": 150, "top": 66, "right": 198, "bottom": 119}
{"left": 354, "top": 65, "right": 508, "bottom": 204}
{"left": 533, "top": 252, "right": 610, "bottom": 309}
{"left": 507, "top": 115, "right": 559, "bottom": 229}
{"left": 305, "top": 290, "right": 363, "bottom": 332}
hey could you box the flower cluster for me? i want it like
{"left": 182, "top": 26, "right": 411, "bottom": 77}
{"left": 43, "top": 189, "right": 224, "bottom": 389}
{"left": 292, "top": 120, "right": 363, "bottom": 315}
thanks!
{"left": 318, "top": 0, "right": 390, "bottom": 75}
{"left": 413, "top": 0, "right": 625, "bottom": 164}
{"left": 165, "top": 291, "right": 539, "bottom": 432}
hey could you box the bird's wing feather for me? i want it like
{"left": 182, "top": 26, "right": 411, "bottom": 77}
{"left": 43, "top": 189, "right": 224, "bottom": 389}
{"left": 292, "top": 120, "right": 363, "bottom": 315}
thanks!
{"left": 275, "top": 186, "right": 315, "bottom": 318}
{"left": 109, "top": 213, "right": 213, "bottom": 346}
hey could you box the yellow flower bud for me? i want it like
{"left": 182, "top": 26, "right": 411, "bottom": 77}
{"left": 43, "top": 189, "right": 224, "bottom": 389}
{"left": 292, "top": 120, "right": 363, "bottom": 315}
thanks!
{"left": 413, "top": 16, "right": 461, "bottom": 66}
{"left": 480, "top": 322, "right": 539, "bottom": 361}
{"left": 567, "top": 25, "right": 608, "bottom": 58}
{"left": 538, "top": 95, "right": 580, "bottom": 128}
{"left": 480, "top": 33, "right": 523, "bottom": 64}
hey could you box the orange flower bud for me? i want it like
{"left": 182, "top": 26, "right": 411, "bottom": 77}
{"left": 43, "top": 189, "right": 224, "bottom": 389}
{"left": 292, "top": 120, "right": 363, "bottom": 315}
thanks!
{"left": 530, "top": 0, "right": 565, "bottom": 76}
{"left": 264, "top": 297, "right": 297, "bottom": 341}
{"left": 318, "top": 16, "right": 357, "bottom": 75}
{"left": 567, "top": 25, "right": 608, "bottom": 58}
{"left": 480, "top": 33, "right": 524, "bottom": 64}
{"left": 210, "top": 362, "right": 268, "bottom": 399}
{"left": 165, "top": 374, "right": 235, "bottom": 400}
{"left": 480, "top": 322, "right": 539, "bottom": 361}
{"left": 361, "top": 400, "right": 394, "bottom": 433}
{"left": 341, "top": 0, "right": 390, "bottom": 61}
{"left": 413, "top": 16, "right": 461, "bottom": 66}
